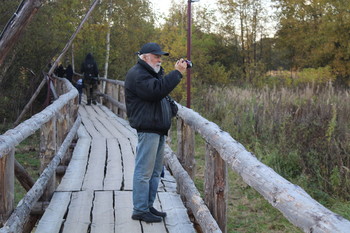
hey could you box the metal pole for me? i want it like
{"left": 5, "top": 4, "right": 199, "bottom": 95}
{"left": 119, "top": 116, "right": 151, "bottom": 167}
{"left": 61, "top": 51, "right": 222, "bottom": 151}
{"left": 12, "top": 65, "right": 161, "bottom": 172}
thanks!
{"left": 186, "top": 0, "right": 192, "bottom": 108}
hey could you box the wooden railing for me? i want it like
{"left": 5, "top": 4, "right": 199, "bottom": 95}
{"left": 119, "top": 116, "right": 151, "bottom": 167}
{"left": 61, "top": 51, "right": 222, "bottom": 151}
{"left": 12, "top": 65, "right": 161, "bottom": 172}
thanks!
{"left": 98, "top": 78, "right": 350, "bottom": 233}
{"left": 0, "top": 78, "right": 79, "bottom": 232}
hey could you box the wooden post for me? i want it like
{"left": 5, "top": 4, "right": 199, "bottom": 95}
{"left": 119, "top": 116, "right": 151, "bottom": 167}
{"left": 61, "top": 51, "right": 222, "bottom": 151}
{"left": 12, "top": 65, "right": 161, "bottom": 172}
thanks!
{"left": 39, "top": 116, "right": 57, "bottom": 201}
{"left": 204, "top": 143, "right": 228, "bottom": 233}
{"left": 112, "top": 84, "right": 118, "bottom": 115}
{"left": 57, "top": 104, "right": 70, "bottom": 171}
{"left": 105, "top": 82, "right": 112, "bottom": 109}
{"left": 119, "top": 85, "right": 126, "bottom": 119}
{"left": 177, "top": 118, "right": 195, "bottom": 179}
{"left": 0, "top": 148, "right": 14, "bottom": 226}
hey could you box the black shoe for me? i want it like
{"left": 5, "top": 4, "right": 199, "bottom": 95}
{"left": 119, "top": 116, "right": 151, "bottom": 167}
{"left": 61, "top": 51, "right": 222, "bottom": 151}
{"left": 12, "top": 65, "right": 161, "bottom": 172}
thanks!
{"left": 150, "top": 207, "right": 167, "bottom": 217}
{"left": 92, "top": 100, "right": 97, "bottom": 105}
{"left": 87, "top": 100, "right": 91, "bottom": 105}
{"left": 131, "top": 212, "right": 162, "bottom": 223}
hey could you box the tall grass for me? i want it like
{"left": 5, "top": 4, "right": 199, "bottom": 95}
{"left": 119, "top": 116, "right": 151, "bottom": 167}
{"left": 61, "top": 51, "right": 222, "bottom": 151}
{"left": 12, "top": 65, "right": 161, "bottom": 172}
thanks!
{"left": 194, "top": 83, "right": 350, "bottom": 201}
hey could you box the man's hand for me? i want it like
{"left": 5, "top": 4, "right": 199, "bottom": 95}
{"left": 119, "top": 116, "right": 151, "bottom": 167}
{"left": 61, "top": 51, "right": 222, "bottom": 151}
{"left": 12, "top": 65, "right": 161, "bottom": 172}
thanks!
{"left": 175, "top": 58, "right": 187, "bottom": 74}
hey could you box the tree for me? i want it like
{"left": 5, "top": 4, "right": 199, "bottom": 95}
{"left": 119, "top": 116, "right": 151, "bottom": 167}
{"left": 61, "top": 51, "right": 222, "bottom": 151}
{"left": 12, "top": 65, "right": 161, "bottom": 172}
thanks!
{"left": 0, "top": 0, "right": 157, "bottom": 122}
{"left": 217, "top": 0, "right": 271, "bottom": 83}
{"left": 274, "top": 0, "right": 350, "bottom": 84}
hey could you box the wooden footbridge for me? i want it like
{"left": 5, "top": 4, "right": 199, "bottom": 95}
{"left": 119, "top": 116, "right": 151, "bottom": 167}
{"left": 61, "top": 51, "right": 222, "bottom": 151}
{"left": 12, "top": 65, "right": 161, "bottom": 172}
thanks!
{"left": 35, "top": 100, "right": 195, "bottom": 233}
{"left": 1, "top": 1, "right": 350, "bottom": 232}
{"left": 1, "top": 77, "right": 350, "bottom": 233}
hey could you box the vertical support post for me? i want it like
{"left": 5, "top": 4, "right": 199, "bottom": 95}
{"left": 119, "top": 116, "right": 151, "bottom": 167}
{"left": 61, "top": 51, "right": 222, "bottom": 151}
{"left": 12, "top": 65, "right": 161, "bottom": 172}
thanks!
{"left": 40, "top": 116, "right": 57, "bottom": 201}
{"left": 105, "top": 82, "right": 112, "bottom": 109}
{"left": 119, "top": 85, "right": 126, "bottom": 119}
{"left": 204, "top": 143, "right": 228, "bottom": 233}
{"left": 0, "top": 149, "right": 15, "bottom": 226}
{"left": 112, "top": 83, "right": 118, "bottom": 115}
{"left": 57, "top": 105, "right": 70, "bottom": 172}
{"left": 176, "top": 118, "right": 195, "bottom": 179}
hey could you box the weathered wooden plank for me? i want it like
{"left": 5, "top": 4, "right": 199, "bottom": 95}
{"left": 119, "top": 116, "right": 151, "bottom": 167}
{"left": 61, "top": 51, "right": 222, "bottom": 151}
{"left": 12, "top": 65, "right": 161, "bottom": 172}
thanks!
{"left": 56, "top": 124, "right": 90, "bottom": 191}
{"left": 79, "top": 107, "right": 103, "bottom": 138}
{"left": 104, "top": 138, "right": 123, "bottom": 190}
{"left": 90, "top": 117, "right": 114, "bottom": 138}
{"left": 84, "top": 104, "right": 100, "bottom": 117}
{"left": 160, "top": 169, "right": 177, "bottom": 193}
{"left": 35, "top": 192, "right": 71, "bottom": 233}
{"left": 111, "top": 117, "right": 137, "bottom": 140}
{"left": 62, "top": 191, "right": 94, "bottom": 233}
{"left": 103, "top": 115, "right": 136, "bottom": 140}
{"left": 91, "top": 103, "right": 111, "bottom": 118}
{"left": 82, "top": 137, "right": 106, "bottom": 191}
{"left": 95, "top": 114, "right": 135, "bottom": 190}
{"left": 87, "top": 107, "right": 113, "bottom": 132}
{"left": 56, "top": 137, "right": 90, "bottom": 191}
{"left": 158, "top": 192, "right": 196, "bottom": 233}
{"left": 91, "top": 191, "right": 114, "bottom": 233}
{"left": 118, "top": 139, "right": 134, "bottom": 191}
{"left": 141, "top": 198, "right": 167, "bottom": 233}
{"left": 98, "top": 103, "right": 119, "bottom": 119}
{"left": 114, "top": 191, "right": 141, "bottom": 233}
{"left": 98, "top": 105, "right": 137, "bottom": 146}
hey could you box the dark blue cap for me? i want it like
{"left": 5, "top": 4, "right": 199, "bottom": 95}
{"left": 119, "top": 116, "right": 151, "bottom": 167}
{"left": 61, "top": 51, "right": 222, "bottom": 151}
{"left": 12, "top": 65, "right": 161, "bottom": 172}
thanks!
{"left": 138, "top": 42, "right": 169, "bottom": 56}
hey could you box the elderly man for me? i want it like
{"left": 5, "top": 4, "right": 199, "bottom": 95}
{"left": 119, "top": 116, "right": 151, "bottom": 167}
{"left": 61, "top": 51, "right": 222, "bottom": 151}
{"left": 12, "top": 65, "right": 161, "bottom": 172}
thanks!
{"left": 125, "top": 42, "right": 187, "bottom": 223}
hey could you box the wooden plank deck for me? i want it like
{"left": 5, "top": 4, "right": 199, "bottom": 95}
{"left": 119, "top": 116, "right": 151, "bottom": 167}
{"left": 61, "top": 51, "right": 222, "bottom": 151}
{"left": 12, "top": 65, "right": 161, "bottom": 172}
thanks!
{"left": 35, "top": 103, "right": 196, "bottom": 233}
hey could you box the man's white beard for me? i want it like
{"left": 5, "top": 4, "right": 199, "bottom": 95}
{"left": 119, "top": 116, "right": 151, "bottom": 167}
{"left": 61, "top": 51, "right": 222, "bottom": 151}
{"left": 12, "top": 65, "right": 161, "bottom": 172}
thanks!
{"left": 152, "top": 63, "right": 161, "bottom": 73}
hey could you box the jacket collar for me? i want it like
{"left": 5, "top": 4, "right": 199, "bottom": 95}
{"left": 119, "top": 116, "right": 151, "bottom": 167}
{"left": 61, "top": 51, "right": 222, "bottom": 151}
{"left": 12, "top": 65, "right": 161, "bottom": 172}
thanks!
{"left": 138, "top": 59, "right": 164, "bottom": 77}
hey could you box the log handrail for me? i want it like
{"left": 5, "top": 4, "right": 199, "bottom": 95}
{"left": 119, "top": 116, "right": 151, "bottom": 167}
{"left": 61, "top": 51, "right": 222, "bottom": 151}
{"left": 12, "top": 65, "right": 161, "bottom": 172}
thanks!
{"left": 0, "top": 78, "right": 78, "bottom": 229}
{"left": 177, "top": 103, "right": 350, "bottom": 232}
{"left": 0, "top": 116, "right": 81, "bottom": 233}
{"left": 0, "top": 79, "right": 77, "bottom": 159}
{"left": 98, "top": 78, "right": 350, "bottom": 233}
{"left": 0, "top": 0, "right": 103, "bottom": 229}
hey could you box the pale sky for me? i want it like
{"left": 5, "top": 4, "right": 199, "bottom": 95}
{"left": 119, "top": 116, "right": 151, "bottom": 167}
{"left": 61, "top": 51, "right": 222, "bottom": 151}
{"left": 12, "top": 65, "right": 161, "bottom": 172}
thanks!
{"left": 149, "top": 0, "right": 217, "bottom": 15}
{"left": 148, "top": 0, "right": 277, "bottom": 35}
{"left": 149, "top": 0, "right": 218, "bottom": 25}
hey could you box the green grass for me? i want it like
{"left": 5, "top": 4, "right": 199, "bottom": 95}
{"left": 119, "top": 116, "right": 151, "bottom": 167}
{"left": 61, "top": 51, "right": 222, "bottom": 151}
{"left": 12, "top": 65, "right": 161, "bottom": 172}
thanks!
{"left": 190, "top": 135, "right": 302, "bottom": 233}
{"left": 169, "top": 128, "right": 302, "bottom": 232}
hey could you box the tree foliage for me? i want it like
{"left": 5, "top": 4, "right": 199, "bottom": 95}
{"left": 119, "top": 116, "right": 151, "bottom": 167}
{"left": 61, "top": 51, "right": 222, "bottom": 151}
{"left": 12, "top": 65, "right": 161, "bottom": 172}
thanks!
{"left": 274, "top": 0, "right": 350, "bottom": 83}
{"left": 1, "top": 0, "right": 350, "bottom": 122}
{"left": 0, "top": 0, "right": 155, "bottom": 121}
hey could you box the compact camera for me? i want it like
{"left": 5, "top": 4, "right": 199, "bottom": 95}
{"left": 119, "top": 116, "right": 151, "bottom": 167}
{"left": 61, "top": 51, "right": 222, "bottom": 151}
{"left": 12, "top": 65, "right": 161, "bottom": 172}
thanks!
{"left": 184, "top": 60, "right": 193, "bottom": 68}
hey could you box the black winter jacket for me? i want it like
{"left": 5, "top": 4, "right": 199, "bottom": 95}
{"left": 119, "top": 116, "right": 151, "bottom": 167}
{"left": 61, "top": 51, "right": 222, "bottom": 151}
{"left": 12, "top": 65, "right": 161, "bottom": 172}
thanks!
{"left": 125, "top": 59, "right": 182, "bottom": 135}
